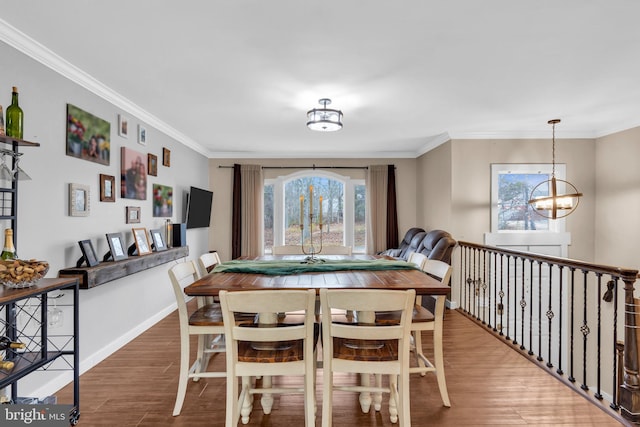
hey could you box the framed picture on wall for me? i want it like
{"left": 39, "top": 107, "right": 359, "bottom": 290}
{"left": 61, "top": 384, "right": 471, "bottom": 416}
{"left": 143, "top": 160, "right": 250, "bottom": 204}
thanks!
{"left": 99, "top": 174, "right": 115, "bottom": 202}
{"left": 138, "top": 124, "right": 147, "bottom": 146}
{"left": 69, "top": 183, "right": 90, "bottom": 217}
{"left": 126, "top": 206, "right": 141, "bottom": 224}
{"left": 118, "top": 114, "right": 129, "bottom": 138}
{"left": 148, "top": 153, "right": 158, "bottom": 176}
{"left": 162, "top": 147, "right": 171, "bottom": 167}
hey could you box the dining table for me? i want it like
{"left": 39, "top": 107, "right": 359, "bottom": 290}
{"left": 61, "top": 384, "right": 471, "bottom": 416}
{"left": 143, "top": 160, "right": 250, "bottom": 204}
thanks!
{"left": 183, "top": 254, "right": 450, "bottom": 416}
{"left": 184, "top": 254, "right": 450, "bottom": 298}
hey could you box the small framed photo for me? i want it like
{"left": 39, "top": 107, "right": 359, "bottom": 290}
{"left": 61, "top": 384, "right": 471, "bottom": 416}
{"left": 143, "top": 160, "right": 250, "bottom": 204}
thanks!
{"left": 78, "top": 239, "right": 99, "bottom": 267}
{"left": 148, "top": 153, "right": 158, "bottom": 176}
{"left": 132, "top": 227, "right": 152, "bottom": 255}
{"left": 99, "top": 174, "right": 115, "bottom": 202}
{"left": 126, "top": 206, "right": 141, "bottom": 224}
{"left": 105, "top": 232, "right": 128, "bottom": 261}
{"left": 149, "top": 228, "right": 167, "bottom": 252}
{"left": 118, "top": 114, "right": 129, "bottom": 138}
{"left": 162, "top": 147, "right": 171, "bottom": 167}
{"left": 69, "top": 183, "right": 90, "bottom": 217}
{"left": 138, "top": 124, "right": 147, "bottom": 145}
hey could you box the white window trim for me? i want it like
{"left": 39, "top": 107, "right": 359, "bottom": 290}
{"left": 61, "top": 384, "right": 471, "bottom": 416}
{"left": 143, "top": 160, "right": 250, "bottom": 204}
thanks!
{"left": 265, "top": 170, "right": 364, "bottom": 252}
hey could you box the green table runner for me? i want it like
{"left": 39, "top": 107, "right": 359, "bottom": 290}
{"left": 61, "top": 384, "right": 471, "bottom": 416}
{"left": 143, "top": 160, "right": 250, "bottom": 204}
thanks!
{"left": 212, "top": 259, "right": 419, "bottom": 276}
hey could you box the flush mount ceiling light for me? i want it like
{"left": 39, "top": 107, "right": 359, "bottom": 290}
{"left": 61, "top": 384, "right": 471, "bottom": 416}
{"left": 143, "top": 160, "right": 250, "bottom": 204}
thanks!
{"left": 528, "top": 119, "right": 583, "bottom": 219}
{"left": 306, "top": 98, "right": 343, "bottom": 132}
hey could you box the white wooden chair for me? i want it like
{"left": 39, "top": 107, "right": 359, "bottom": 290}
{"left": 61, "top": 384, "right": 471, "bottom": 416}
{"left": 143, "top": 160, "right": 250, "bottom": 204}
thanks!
{"left": 410, "top": 259, "right": 452, "bottom": 407}
{"left": 406, "top": 252, "right": 427, "bottom": 269}
{"left": 271, "top": 245, "right": 304, "bottom": 255}
{"left": 319, "top": 245, "right": 352, "bottom": 255}
{"left": 197, "top": 251, "right": 221, "bottom": 276}
{"left": 168, "top": 261, "right": 226, "bottom": 416}
{"left": 320, "top": 288, "right": 415, "bottom": 427}
{"left": 219, "top": 289, "right": 318, "bottom": 426}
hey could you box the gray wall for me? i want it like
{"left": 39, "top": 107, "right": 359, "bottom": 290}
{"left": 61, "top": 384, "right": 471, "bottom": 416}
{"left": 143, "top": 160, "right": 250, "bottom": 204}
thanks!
{"left": 1, "top": 42, "right": 210, "bottom": 396}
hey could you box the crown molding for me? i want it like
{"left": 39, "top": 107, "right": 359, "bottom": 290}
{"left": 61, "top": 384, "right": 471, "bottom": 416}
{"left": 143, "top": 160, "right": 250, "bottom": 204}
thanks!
{"left": 207, "top": 149, "right": 420, "bottom": 159}
{"left": 0, "top": 18, "right": 209, "bottom": 157}
{"left": 447, "top": 129, "right": 598, "bottom": 140}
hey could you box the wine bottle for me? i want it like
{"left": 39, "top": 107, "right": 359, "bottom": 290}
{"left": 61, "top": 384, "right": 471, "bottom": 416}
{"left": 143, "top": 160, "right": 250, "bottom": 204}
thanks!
{"left": 5, "top": 87, "right": 23, "bottom": 140}
{"left": 0, "top": 105, "right": 5, "bottom": 136}
{"left": 0, "top": 360, "right": 15, "bottom": 371}
{"left": 0, "top": 229, "right": 16, "bottom": 260}
{"left": 0, "top": 336, "right": 25, "bottom": 350}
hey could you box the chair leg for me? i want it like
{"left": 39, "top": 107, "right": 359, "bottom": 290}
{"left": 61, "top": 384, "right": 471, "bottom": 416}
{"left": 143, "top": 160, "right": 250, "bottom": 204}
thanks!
{"left": 240, "top": 376, "right": 253, "bottom": 424}
{"left": 398, "top": 372, "right": 411, "bottom": 426}
{"left": 322, "top": 360, "right": 333, "bottom": 427}
{"left": 373, "top": 374, "right": 383, "bottom": 411}
{"left": 172, "top": 332, "right": 190, "bottom": 416}
{"left": 434, "top": 324, "right": 451, "bottom": 407}
{"left": 413, "top": 330, "right": 427, "bottom": 376}
{"left": 305, "top": 359, "right": 316, "bottom": 427}
{"left": 358, "top": 373, "right": 372, "bottom": 413}
{"left": 261, "top": 375, "right": 274, "bottom": 414}
{"left": 388, "top": 374, "right": 399, "bottom": 424}
{"left": 226, "top": 374, "right": 240, "bottom": 426}
{"left": 193, "top": 334, "right": 206, "bottom": 382}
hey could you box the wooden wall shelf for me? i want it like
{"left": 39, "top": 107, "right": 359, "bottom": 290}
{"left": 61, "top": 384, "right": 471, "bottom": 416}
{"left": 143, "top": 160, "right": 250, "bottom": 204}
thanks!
{"left": 58, "top": 246, "right": 189, "bottom": 289}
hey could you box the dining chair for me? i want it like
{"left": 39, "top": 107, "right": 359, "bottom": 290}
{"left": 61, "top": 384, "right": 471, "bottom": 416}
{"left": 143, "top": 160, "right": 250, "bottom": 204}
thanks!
{"left": 271, "top": 244, "right": 305, "bottom": 255}
{"left": 168, "top": 260, "right": 226, "bottom": 416}
{"left": 219, "top": 289, "right": 318, "bottom": 426}
{"left": 197, "top": 251, "right": 222, "bottom": 304}
{"left": 197, "top": 251, "right": 221, "bottom": 276}
{"left": 410, "top": 259, "right": 452, "bottom": 407}
{"left": 320, "top": 288, "right": 415, "bottom": 427}
{"left": 406, "top": 251, "right": 427, "bottom": 269}
{"left": 319, "top": 245, "right": 352, "bottom": 255}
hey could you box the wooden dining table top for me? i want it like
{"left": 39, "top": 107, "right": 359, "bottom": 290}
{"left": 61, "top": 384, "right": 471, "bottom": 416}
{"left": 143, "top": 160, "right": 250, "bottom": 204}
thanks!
{"left": 184, "top": 255, "right": 450, "bottom": 297}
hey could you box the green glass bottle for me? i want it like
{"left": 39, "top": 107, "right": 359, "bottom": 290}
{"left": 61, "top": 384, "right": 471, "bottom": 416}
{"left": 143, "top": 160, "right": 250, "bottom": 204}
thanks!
{"left": 0, "top": 229, "right": 16, "bottom": 260}
{"left": 5, "top": 87, "right": 23, "bottom": 140}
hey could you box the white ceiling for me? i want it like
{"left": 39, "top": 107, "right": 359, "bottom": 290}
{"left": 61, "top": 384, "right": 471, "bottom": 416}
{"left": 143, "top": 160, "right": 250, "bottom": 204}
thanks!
{"left": 2, "top": 1, "right": 640, "bottom": 158}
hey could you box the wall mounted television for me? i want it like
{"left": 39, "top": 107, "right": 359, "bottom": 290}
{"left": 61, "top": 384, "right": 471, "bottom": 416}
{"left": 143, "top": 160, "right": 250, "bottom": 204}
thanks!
{"left": 185, "top": 186, "right": 213, "bottom": 229}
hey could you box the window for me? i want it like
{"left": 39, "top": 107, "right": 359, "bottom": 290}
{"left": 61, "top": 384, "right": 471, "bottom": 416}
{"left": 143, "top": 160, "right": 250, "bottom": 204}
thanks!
{"left": 491, "top": 163, "right": 567, "bottom": 233}
{"left": 264, "top": 170, "right": 365, "bottom": 254}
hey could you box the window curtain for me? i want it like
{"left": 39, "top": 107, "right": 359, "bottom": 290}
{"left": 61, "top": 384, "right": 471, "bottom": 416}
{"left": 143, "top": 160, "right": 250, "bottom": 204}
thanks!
{"left": 231, "top": 164, "right": 263, "bottom": 259}
{"left": 366, "top": 165, "right": 398, "bottom": 254}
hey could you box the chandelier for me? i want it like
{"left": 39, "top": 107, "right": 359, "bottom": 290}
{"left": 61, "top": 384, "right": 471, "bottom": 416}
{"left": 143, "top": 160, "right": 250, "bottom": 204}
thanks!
{"left": 528, "top": 119, "right": 582, "bottom": 219}
{"left": 306, "top": 98, "right": 343, "bottom": 132}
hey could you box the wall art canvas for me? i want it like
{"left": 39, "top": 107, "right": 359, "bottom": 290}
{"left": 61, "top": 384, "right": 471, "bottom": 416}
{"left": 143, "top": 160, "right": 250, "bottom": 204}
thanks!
{"left": 121, "top": 147, "right": 147, "bottom": 200}
{"left": 66, "top": 104, "right": 110, "bottom": 165}
{"left": 152, "top": 184, "right": 173, "bottom": 217}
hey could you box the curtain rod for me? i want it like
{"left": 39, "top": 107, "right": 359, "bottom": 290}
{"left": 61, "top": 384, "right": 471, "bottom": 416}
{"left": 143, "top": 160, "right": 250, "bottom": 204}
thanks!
{"left": 218, "top": 164, "right": 369, "bottom": 170}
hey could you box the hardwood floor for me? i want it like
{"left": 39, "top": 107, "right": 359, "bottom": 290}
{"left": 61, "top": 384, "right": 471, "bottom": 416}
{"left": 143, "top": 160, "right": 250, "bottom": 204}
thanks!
{"left": 56, "top": 307, "right": 627, "bottom": 426}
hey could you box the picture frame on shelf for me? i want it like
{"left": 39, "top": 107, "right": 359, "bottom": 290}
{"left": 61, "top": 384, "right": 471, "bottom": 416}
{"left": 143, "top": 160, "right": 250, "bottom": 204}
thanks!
{"left": 149, "top": 228, "right": 167, "bottom": 252}
{"left": 126, "top": 206, "right": 141, "bottom": 224}
{"left": 105, "top": 232, "right": 128, "bottom": 261}
{"left": 148, "top": 153, "right": 158, "bottom": 176}
{"left": 77, "top": 239, "right": 99, "bottom": 267}
{"left": 118, "top": 114, "right": 129, "bottom": 138}
{"left": 132, "top": 227, "right": 152, "bottom": 255}
{"left": 138, "top": 124, "right": 147, "bottom": 146}
{"left": 162, "top": 147, "right": 170, "bottom": 167}
{"left": 69, "top": 183, "right": 90, "bottom": 217}
{"left": 99, "top": 174, "right": 115, "bottom": 202}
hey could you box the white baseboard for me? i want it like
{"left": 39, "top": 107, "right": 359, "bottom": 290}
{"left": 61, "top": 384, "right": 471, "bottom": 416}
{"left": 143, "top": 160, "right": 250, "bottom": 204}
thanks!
{"left": 28, "top": 302, "right": 178, "bottom": 399}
